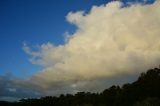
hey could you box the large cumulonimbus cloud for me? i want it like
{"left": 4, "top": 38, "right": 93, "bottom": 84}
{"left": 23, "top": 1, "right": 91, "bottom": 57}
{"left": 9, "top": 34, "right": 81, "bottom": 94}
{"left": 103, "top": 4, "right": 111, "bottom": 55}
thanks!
{"left": 22, "top": 1, "right": 160, "bottom": 95}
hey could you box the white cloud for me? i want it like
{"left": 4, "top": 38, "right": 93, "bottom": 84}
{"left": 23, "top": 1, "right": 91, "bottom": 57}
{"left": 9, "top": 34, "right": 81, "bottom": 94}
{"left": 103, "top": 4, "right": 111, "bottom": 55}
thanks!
{"left": 7, "top": 88, "right": 16, "bottom": 92}
{"left": 23, "top": 0, "right": 160, "bottom": 94}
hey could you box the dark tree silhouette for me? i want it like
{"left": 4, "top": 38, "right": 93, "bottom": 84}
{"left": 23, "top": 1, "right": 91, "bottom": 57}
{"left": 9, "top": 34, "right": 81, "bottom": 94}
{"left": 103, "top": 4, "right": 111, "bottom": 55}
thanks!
{"left": 1, "top": 66, "right": 160, "bottom": 106}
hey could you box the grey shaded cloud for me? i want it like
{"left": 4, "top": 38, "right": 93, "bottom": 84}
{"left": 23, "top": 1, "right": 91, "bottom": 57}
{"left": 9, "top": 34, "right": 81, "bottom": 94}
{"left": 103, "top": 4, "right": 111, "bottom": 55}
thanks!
{"left": 0, "top": 74, "right": 42, "bottom": 101}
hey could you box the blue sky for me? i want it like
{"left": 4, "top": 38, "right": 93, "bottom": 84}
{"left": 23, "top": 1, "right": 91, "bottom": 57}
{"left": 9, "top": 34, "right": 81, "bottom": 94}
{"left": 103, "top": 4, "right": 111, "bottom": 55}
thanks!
{"left": 0, "top": 0, "right": 114, "bottom": 78}
{"left": 0, "top": 0, "right": 157, "bottom": 101}
{"left": 0, "top": 0, "right": 155, "bottom": 78}
{"left": 0, "top": 0, "right": 155, "bottom": 79}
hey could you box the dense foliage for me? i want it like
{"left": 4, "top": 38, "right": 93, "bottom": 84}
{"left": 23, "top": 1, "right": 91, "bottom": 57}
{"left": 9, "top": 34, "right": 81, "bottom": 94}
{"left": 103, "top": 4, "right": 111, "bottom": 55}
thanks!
{"left": 1, "top": 67, "right": 160, "bottom": 106}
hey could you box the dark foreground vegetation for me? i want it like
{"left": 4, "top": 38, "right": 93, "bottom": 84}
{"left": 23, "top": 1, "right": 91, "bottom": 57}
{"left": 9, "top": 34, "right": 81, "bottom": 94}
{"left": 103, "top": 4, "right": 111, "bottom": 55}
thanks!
{"left": 1, "top": 67, "right": 160, "bottom": 106}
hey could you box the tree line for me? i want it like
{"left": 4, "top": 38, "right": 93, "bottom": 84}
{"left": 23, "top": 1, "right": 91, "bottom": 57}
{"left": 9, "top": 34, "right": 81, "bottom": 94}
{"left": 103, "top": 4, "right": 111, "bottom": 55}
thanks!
{"left": 1, "top": 67, "right": 160, "bottom": 106}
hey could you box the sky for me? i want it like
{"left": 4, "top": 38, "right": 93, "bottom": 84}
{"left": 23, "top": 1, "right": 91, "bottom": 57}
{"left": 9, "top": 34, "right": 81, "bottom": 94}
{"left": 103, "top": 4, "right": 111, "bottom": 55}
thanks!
{"left": 0, "top": 0, "right": 111, "bottom": 78}
{"left": 0, "top": 0, "right": 158, "bottom": 101}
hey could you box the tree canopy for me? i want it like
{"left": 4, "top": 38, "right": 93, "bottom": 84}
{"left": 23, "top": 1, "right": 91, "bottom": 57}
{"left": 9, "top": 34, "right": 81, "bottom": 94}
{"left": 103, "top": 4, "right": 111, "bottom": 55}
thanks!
{"left": 1, "top": 67, "right": 160, "bottom": 106}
